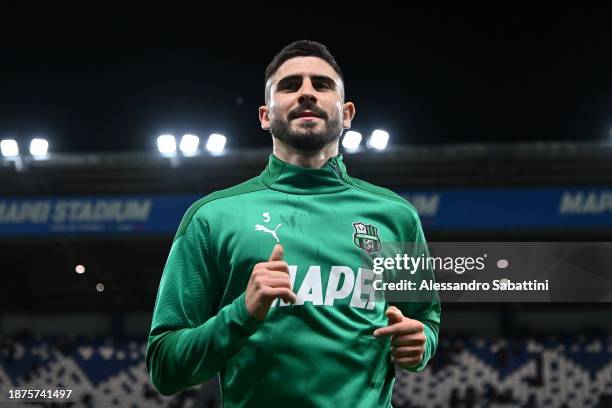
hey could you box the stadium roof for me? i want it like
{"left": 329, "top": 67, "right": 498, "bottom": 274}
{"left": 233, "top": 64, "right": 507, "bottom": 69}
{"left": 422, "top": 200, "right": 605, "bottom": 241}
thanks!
{"left": 1, "top": 141, "right": 612, "bottom": 195}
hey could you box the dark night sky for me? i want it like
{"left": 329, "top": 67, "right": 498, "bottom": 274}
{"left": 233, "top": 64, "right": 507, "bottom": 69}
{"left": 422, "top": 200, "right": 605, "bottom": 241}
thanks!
{"left": 1, "top": 6, "right": 612, "bottom": 153}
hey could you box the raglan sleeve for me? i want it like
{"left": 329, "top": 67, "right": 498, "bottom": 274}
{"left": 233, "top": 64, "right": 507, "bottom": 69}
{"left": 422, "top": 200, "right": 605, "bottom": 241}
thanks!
{"left": 391, "top": 207, "right": 441, "bottom": 373}
{"left": 145, "top": 209, "right": 263, "bottom": 396}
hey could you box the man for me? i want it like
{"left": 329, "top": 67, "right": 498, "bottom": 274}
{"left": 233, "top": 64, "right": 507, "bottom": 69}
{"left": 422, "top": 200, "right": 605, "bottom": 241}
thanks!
{"left": 146, "top": 40, "right": 441, "bottom": 407}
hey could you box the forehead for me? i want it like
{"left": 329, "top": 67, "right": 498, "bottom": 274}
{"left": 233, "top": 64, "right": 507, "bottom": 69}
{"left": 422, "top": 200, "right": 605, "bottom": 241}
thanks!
{"left": 272, "top": 56, "right": 341, "bottom": 83}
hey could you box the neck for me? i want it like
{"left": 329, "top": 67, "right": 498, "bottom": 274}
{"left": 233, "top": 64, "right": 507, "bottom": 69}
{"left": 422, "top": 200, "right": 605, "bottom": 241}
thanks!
{"left": 272, "top": 138, "right": 339, "bottom": 169}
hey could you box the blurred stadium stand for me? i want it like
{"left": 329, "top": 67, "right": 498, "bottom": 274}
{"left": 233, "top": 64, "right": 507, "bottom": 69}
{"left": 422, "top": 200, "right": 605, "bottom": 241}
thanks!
{"left": 0, "top": 333, "right": 611, "bottom": 407}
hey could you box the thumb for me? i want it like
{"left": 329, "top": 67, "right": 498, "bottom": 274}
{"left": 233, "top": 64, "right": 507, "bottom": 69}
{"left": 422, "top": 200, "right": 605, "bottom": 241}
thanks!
{"left": 268, "top": 244, "right": 284, "bottom": 262}
{"left": 385, "top": 306, "right": 404, "bottom": 324}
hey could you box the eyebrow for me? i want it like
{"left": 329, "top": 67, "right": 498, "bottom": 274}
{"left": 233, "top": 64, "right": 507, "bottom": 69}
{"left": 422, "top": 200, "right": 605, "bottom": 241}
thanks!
{"left": 275, "top": 74, "right": 337, "bottom": 89}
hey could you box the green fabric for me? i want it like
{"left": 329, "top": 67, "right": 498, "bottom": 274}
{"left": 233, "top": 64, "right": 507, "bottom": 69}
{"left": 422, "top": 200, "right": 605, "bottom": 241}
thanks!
{"left": 146, "top": 153, "right": 441, "bottom": 407}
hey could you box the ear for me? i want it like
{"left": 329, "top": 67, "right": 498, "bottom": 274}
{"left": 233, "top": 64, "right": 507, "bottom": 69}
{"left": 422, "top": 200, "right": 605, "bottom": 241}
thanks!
{"left": 259, "top": 105, "right": 271, "bottom": 130}
{"left": 342, "top": 102, "right": 356, "bottom": 129}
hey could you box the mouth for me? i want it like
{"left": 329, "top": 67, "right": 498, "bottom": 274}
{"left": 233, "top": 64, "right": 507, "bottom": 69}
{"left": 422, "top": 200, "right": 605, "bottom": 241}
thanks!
{"left": 292, "top": 111, "right": 323, "bottom": 121}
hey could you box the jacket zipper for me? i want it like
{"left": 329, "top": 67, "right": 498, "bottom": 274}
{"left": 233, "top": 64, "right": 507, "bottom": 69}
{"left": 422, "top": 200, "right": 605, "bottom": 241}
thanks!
{"left": 328, "top": 157, "right": 352, "bottom": 190}
{"left": 328, "top": 158, "right": 342, "bottom": 180}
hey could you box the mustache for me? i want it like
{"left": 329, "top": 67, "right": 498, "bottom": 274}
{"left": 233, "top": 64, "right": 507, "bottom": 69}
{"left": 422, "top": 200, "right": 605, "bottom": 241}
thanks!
{"left": 287, "top": 104, "right": 328, "bottom": 121}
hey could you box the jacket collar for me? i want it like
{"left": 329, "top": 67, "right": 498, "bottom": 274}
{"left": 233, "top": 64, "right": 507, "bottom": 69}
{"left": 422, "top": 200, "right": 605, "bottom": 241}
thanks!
{"left": 260, "top": 153, "right": 350, "bottom": 194}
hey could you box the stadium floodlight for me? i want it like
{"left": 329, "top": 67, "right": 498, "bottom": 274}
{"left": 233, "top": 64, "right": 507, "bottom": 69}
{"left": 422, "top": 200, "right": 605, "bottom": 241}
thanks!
{"left": 30, "top": 138, "right": 49, "bottom": 157}
{"left": 179, "top": 134, "right": 200, "bottom": 156}
{"left": 96, "top": 283, "right": 105, "bottom": 292}
{"left": 367, "top": 129, "right": 389, "bottom": 150}
{"left": 157, "top": 134, "right": 177, "bottom": 155}
{"left": 342, "top": 131, "right": 362, "bottom": 152}
{"left": 75, "top": 265, "right": 86, "bottom": 274}
{"left": 1, "top": 139, "right": 19, "bottom": 157}
{"left": 206, "top": 133, "right": 226, "bottom": 154}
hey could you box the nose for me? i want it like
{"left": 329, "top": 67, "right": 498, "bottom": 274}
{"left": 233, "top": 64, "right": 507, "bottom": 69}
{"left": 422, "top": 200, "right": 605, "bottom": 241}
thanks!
{"left": 297, "top": 79, "right": 317, "bottom": 105}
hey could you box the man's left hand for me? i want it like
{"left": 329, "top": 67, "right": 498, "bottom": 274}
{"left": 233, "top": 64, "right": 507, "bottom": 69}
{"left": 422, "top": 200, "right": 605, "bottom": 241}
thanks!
{"left": 373, "top": 306, "right": 426, "bottom": 369}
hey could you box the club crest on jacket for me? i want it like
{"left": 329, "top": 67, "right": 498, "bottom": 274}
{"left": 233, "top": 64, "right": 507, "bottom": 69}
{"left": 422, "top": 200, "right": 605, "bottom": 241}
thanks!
{"left": 352, "top": 222, "right": 382, "bottom": 254}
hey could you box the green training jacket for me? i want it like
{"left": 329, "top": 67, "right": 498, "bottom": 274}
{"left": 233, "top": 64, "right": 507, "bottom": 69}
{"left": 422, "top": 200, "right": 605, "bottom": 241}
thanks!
{"left": 146, "top": 153, "right": 441, "bottom": 407}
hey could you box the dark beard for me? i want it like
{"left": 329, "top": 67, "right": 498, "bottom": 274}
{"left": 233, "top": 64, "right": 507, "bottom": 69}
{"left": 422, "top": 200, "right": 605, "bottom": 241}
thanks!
{"left": 270, "top": 113, "right": 343, "bottom": 152}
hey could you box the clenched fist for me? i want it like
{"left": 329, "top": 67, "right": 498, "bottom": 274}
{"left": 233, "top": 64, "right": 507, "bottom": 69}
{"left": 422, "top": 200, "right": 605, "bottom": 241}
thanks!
{"left": 373, "top": 306, "right": 426, "bottom": 369}
{"left": 245, "top": 244, "right": 297, "bottom": 320}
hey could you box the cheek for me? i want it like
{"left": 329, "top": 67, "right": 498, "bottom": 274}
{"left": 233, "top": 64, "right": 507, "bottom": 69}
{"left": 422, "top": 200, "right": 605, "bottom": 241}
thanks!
{"left": 269, "top": 98, "right": 292, "bottom": 119}
{"left": 327, "top": 101, "right": 343, "bottom": 119}
{"left": 268, "top": 104, "right": 282, "bottom": 121}
{"left": 319, "top": 98, "right": 342, "bottom": 117}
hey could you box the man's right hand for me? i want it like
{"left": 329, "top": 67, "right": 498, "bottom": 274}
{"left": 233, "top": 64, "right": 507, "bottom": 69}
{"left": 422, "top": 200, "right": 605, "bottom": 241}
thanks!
{"left": 245, "top": 243, "right": 296, "bottom": 320}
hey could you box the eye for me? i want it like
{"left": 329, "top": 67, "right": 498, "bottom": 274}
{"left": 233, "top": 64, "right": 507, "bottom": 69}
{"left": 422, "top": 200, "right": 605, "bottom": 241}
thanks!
{"left": 278, "top": 80, "right": 300, "bottom": 92}
{"left": 315, "top": 81, "right": 332, "bottom": 90}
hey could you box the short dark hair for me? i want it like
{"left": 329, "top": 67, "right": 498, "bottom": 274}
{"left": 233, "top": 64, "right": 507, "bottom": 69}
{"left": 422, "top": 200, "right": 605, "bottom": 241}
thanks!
{"left": 265, "top": 40, "right": 344, "bottom": 103}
